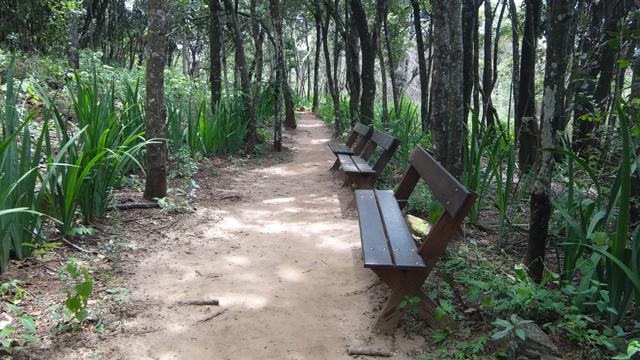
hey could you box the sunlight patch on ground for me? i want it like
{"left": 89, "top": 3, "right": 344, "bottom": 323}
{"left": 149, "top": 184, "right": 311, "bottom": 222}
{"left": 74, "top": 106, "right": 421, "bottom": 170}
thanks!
{"left": 263, "top": 197, "right": 296, "bottom": 204}
{"left": 225, "top": 255, "right": 250, "bottom": 266}
{"left": 316, "top": 235, "right": 356, "bottom": 252}
{"left": 297, "top": 123, "right": 323, "bottom": 128}
{"left": 221, "top": 293, "right": 268, "bottom": 309}
{"left": 311, "top": 138, "right": 330, "bottom": 144}
{"left": 277, "top": 265, "right": 304, "bottom": 283}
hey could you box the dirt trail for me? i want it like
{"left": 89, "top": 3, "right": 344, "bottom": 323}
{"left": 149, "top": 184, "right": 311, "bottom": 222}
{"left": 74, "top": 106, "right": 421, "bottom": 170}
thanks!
{"left": 94, "top": 113, "right": 426, "bottom": 359}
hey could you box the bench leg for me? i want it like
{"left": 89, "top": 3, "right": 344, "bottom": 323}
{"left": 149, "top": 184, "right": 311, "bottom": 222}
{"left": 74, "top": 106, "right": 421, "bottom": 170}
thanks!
{"left": 371, "top": 269, "right": 443, "bottom": 334}
{"left": 330, "top": 158, "right": 340, "bottom": 171}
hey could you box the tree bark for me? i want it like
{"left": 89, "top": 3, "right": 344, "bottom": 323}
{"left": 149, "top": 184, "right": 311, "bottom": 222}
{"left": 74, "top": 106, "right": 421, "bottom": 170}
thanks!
{"left": 508, "top": 0, "right": 519, "bottom": 131}
{"left": 447, "top": 0, "right": 465, "bottom": 179}
{"left": 350, "top": 0, "right": 389, "bottom": 125}
{"left": 482, "top": 0, "right": 494, "bottom": 129}
{"left": 461, "top": 0, "right": 475, "bottom": 126}
{"left": 430, "top": 0, "right": 452, "bottom": 164}
{"left": 384, "top": 16, "right": 399, "bottom": 111}
{"left": 320, "top": 2, "right": 342, "bottom": 137}
{"left": 527, "top": 0, "right": 573, "bottom": 282}
{"left": 67, "top": 8, "right": 80, "bottom": 69}
{"left": 271, "top": 0, "right": 284, "bottom": 151}
{"left": 516, "top": 0, "right": 541, "bottom": 172}
{"left": 379, "top": 46, "right": 390, "bottom": 127}
{"left": 312, "top": 11, "right": 322, "bottom": 113}
{"left": 144, "top": 0, "right": 168, "bottom": 200}
{"left": 412, "top": 0, "right": 430, "bottom": 131}
{"left": 345, "top": 0, "right": 361, "bottom": 126}
{"left": 222, "top": 0, "right": 257, "bottom": 151}
{"left": 210, "top": 0, "right": 222, "bottom": 109}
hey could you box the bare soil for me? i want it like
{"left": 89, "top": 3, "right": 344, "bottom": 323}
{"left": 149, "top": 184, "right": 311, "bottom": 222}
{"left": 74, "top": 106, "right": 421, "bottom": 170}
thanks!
{"left": 28, "top": 113, "right": 429, "bottom": 359}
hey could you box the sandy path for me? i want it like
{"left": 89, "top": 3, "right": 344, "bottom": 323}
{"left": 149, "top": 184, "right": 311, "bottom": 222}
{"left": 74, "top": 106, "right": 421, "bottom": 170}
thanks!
{"left": 95, "top": 113, "right": 425, "bottom": 360}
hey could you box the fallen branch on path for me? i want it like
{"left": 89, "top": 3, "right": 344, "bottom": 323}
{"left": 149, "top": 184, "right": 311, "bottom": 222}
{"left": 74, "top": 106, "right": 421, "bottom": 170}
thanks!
{"left": 59, "top": 237, "right": 95, "bottom": 254}
{"left": 347, "top": 348, "right": 394, "bottom": 357}
{"left": 178, "top": 299, "right": 219, "bottom": 306}
{"left": 134, "top": 327, "right": 164, "bottom": 336}
{"left": 196, "top": 309, "right": 227, "bottom": 324}
{"left": 109, "top": 202, "right": 160, "bottom": 211}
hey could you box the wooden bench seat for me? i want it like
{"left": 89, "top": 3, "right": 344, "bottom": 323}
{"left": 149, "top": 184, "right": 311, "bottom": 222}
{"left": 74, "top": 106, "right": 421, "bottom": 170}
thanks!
{"left": 328, "top": 143, "right": 354, "bottom": 155}
{"left": 328, "top": 123, "right": 372, "bottom": 170}
{"left": 338, "top": 129, "right": 399, "bottom": 190}
{"left": 355, "top": 190, "right": 425, "bottom": 269}
{"left": 354, "top": 145, "right": 477, "bottom": 334}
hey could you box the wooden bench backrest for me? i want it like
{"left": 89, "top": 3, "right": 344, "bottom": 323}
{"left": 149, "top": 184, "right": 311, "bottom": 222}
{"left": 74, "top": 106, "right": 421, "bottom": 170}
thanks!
{"left": 345, "top": 123, "right": 371, "bottom": 147}
{"left": 360, "top": 130, "right": 400, "bottom": 175}
{"left": 394, "top": 145, "right": 477, "bottom": 274}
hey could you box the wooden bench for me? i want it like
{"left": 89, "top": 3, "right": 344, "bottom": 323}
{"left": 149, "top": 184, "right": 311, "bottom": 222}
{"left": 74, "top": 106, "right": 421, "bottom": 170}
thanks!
{"left": 354, "top": 145, "right": 476, "bottom": 334}
{"left": 337, "top": 129, "right": 399, "bottom": 190}
{"left": 328, "top": 123, "right": 372, "bottom": 170}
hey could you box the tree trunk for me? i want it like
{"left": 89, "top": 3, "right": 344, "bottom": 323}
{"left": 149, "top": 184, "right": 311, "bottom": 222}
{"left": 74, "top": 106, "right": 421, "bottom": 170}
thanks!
{"left": 384, "top": 16, "right": 399, "bottom": 111}
{"left": 412, "top": 0, "right": 430, "bottom": 131}
{"left": 430, "top": 0, "right": 452, "bottom": 164}
{"left": 312, "top": 12, "right": 322, "bottom": 112}
{"left": 508, "top": 0, "right": 519, "bottom": 131}
{"left": 250, "top": 0, "right": 264, "bottom": 138}
{"left": 284, "top": 84, "right": 297, "bottom": 129}
{"left": 320, "top": 2, "right": 342, "bottom": 137}
{"left": 482, "top": 0, "right": 494, "bottom": 129}
{"left": 461, "top": 0, "right": 475, "bottom": 126}
{"left": 447, "top": 0, "right": 465, "bottom": 179}
{"left": 527, "top": 0, "right": 573, "bottom": 282}
{"left": 350, "top": 0, "right": 389, "bottom": 125}
{"left": 210, "top": 0, "right": 222, "bottom": 109}
{"left": 144, "top": 0, "right": 168, "bottom": 200}
{"left": 379, "top": 46, "right": 390, "bottom": 127}
{"left": 67, "top": 8, "right": 80, "bottom": 69}
{"left": 271, "top": 0, "right": 284, "bottom": 151}
{"left": 472, "top": 2, "right": 480, "bottom": 125}
{"left": 222, "top": 0, "right": 257, "bottom": 151}
{"left": 516, "top": 0, "right": 541, "bottom": 172}
{"left": 345, "top": 0, "right": 361, "bottom": 126}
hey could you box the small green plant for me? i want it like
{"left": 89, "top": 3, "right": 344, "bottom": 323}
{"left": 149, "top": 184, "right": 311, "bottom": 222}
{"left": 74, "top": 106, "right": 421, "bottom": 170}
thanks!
{"left": 58, "top": 258, "right": 93, "bottom": 326}
{"left": 0, "top": 280, "right": 38, "bottom": 354}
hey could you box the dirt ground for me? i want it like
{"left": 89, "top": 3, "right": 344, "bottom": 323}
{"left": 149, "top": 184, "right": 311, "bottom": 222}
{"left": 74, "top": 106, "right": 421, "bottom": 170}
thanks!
{"left": 29, "top": 113, "right": 429, "bottom": 359}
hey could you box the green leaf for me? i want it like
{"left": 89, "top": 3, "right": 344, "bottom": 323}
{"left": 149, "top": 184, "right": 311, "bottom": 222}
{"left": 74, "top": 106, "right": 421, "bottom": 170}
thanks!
{"left": 515, "top": 328, "right": 526, "bottom": 341}
{"left": 19, "top": 316, "right": 36, "bottom": 333}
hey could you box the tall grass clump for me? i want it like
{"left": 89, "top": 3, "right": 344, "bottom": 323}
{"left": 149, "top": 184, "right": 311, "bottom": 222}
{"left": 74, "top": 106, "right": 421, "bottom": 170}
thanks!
{"left": 382, "top": 97, "right": 427, "bottom": 168}
{"left": 183, "top": 98, "right": 247, "bottom": 156}
{"left": 555, "top": 101, "right": 640, "bottom": 325}
{"left": 0, "top": 59, "right": 48, "bottom": 270}
{"left": 37, "top": 72, "right": 148, "bottom": 234}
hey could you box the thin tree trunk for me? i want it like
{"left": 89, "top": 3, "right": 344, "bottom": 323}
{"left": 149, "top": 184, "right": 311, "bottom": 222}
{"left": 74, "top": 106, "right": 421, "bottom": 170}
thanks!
{"left": 67, "top": 8, "right": 80, "bottom": 69}
{"left": 461, "top": 0, "right": 475, "bottom": 126}
{"left": 345, "top": 0, "right": 361, "bottom": 126}
{"left": 516, "top": 0, "right": 541, "bottom": 172}
{"left": 250, "top": 0, "right": 264, "bottom": 138}
{"left": 447, "top": 0, "right": 465, "bottom": 179}
{"left": 430, "top": 0, "right": 452, "bottom": 164}
{"left": 321, "top": 2, "right": 342, "bottom": 137}
{"left": 384, "top": 16, "right": 399, "bottom": 111}
{"left": 144, "top": 0, "right": 168, "bottom": 200}
{"left": 222, "top": 0, "right": 257, "bottom": 151}
{"left": 379, "top": 46, "right": 390, "bottom": 127}
{"left": 508, "top": 0, "right": 519, "bottom": 133}
{"left": 312, "top": 12, "right": 322, "bottom": 112}
{"left": 412, "top": 0, "right": 429, "bottom": 132}
{"left": 210, "top": 0, "right": 222, "bottom": 109}
{"left": 482, "top": 0, "right": 495, "bottom": 129}
{"left": 350, "top": 0, "right": 389, "bottom": 125}
{"left": 270, "top": 0, "right": 284, "bottom": 151}
{"left": 527, "top": 0, "right": 573, "bottom": 282}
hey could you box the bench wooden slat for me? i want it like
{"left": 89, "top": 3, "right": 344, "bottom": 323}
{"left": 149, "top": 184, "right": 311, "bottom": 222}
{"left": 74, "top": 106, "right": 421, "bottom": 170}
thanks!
{"left": 329, "top": 143, "right": 354, "bottom": 155}
{"left": 374, "top": 190, "right": 426, "bottom": 269}
{"left": 350, "top": 155, "right": 375, "bottom": 174}
{"left": 355, "top": 190, "right": 394, "bottom": 268}
{"left": 338, "top": 154, "right": 359, "bottom": 173}
{"left": 354, "top": 123, "right": 370, "bottom": 136}
{"left": 409, "top": 145, "right": 472, "bottom": 218}
{"left": 370, "top": 130, "right": 398, "bottom": 151}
